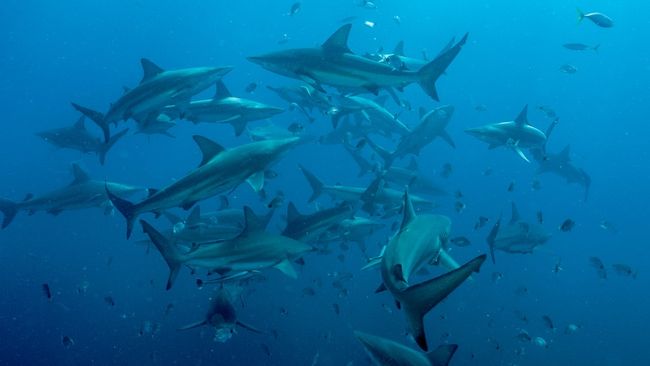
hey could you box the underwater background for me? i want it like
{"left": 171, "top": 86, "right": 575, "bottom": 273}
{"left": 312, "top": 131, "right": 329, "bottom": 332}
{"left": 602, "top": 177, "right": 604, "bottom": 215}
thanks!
{"left": 1, "top": 1, "right": 649, "bottom": 365}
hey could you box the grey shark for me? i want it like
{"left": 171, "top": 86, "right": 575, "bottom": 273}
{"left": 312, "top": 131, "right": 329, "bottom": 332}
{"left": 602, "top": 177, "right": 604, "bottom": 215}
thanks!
{"left": 177, "top": 287, "right": 263, "bottom": 342}
{"left": 319, "top": 216, "right": 384, "bottom": 246}
{"left": 281, "top": 201, "right": 356, "bottom": 243}
{"left": 533, "top": 145, "right": 591, "bottom": 200}
{"left": 140, "top": 207, "right": 312, "bottom": 289}
{"left": 329, "top": 95, "right": 410, "bottom": 135}
{"left": 0, "top": 164, "right": 141, "bottom": 228}
{"left": 465, "top": 105, "right": 546, "bottom": 162}
{"left": 157, "top": 205, "right": 243, "bottom": 245}
{"left": 355, "top": 331, "right": 458, "bottom": 366}
{"left": 74, "top": 59, "right": 232, "bottom": 127}
{"left": 379, "top": 190, "right": 486, "bottom": 351}
{"left": 266, "top": 84, "right": 332, "bottom": 118}
{"left": 164, "top": 81, "right": 284, "bottom": 136}
{"left": 36, "top": 115, "right": 129, "bottom": 165}
{"left": 367, "top": 105, "right": 455, "bottom": 167}
{"left": 248, "top": 24, "right": 468, "bottom": 101}
{"left": 135, "top": 113, "right": 176, "bottom": 138}
{"left": 108, "top": 135, "right": 302, "bottom": 238}
{"left": 299, "top": 165, "right": 435, "bottom": 215}
{"left": 489, "top": 202, "right": 551, "bottom": 262}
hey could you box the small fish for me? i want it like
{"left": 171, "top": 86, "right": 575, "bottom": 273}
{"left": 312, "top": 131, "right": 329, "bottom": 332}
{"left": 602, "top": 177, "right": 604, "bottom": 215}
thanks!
{"left": 533, "top": 336, "right": 548, "bottom": 348}
{"left": 359, "top": 0, "right": 377, "bottom": 10}
{"left": 559, "top": 218, "right": 575, "bottom": 232}
{"left": 491, "top": 272, "right": 503, "bottom": 283}
{"left": 599, "top": 220, "right": 617, "bottom": 233}
{"left": 450, "top": 236, "right": 471, "bottom": 247}
{"left": 381, "top": 303, "right": 393, "bottom": 314}
{"left": 563, "top": 43, "right": 600, "bottom": 52}
{"left": 302, "top": 287, "right": 316, "bottom": 297}
{"left": 288, "top": 2, "right": 301, "bottom": 16}
{"left": 537, "top": 105, "right": 557, "bottom": 119}
{"left": 577, "top": 8, "right": 614, "bottom": 28}
{"left": 393, "top": 15, "right": 401, "bottom": 24}
{"left": 531, "top": 179, "right": 541, "bottom": 191}
{"left": 565, "top": 323, "right": 580, "bottom": 334}
{"left": 589, "top": 257, "right": 607, "bottom": 279}
{"left": 332, "top": 303, "right": 340, "bottom": 315}
{"left": 454, "top": 201, "right": 466, "bottom": 213}
{"left": 61, "top": 335, "right": 75, "bottom": 348}
{"left": 514, "top": 310, "right": 528, "bottom": 323}
{"left": 42, "top": 283, "right": 52, "bottom": 300}
{"left": 474, "top": 104, "right": 488, "bottom": 112}
{"left": 611, "top": 264, "right": 637, "bottom": 278}
{"left": 536, "top": 210, "right": 543, "bottom": 224}
{"left": 553, "top": 259, "right": 563, "bottom": 274}
{"left": 364, "top": 20, "right": 375, "bottom": 28}
{"left": 104, "top": 296, "right": 116, "bottom": 307}
{"left": 164, "top": 303, "right": 174, "bottom": 316}
{"left": 277, "top": 33, "right": 290, "bottom": 44}
{"left": 280, "top": 307, "right": 289, "bottom": 316}
{"left": 507, "top": 181, "right": 515, "bottom": 192}
{"left": 474, "top": 216, "right": 489, "bottom": 230}
{"left": 516, "top": 330, "right": 532, "bottom": 342}
{"left": 482, "top": 167, "right": 493, "bottom": 176}
{"left": 454, "top": 190, "right": 463, "bottom": 199}
{"left": 559, "top": 64, "right": 578, "bottom": 74}
{"left": 244, "top": 82, "right": 257, "bottom": 93}
{"left": 541, "top": 315, "right": 555, "bottom": 331}
{"left": 440, "top": 163, "right": 453, "bottom": 178}
{"left": 260, "top": 343, "right": 272, "bottom": 357}
{"left": 287, "top": 122, "right": 304, "bottom": 134}
{"left": 515, "top": 286, "right": 528, "bottom": 296}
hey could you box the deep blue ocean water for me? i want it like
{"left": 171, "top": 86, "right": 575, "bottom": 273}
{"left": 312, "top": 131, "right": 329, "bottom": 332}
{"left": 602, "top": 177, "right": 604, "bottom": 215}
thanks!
{"left": 1, "top": 1, "right": 649, "bottom": 365}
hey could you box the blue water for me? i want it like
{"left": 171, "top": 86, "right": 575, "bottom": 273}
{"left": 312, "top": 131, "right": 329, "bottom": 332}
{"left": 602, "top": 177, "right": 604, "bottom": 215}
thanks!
{"left": 1, "top": 1, "right": 649, "bottom": 365}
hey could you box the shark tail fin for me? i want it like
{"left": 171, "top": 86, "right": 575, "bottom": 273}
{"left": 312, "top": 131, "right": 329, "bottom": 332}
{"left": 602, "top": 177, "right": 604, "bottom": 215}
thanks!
{"left": 400, "top": 254, "right": 486, "bottom": 351}
{"left": 105, "top": 184, "right": 138, "bottom": 239}
{"left": 577, "top": 8, "right": 585, "bottom": 23}
{"left": 71, "top": 102, "right": 110, "bottom": 143}
{"left": 299, "top": 165, "right": 324, "bottom": 202}
{"left": 365, "top": 137, "right": 394, "bottom": 168}
{"left": 140, "top": 220, "right": 184, "bottom": 290}
{"left": 99, "top": 128, "right": 129, "bottom": 165}
{"left": 427, "top": 344, "right": 459, "bottom": 366}
{"left": 417, "top": 33, "right": 468, "bottom": 101}
{"left": 0, "top": 198, "right": 18, "bottom": 229}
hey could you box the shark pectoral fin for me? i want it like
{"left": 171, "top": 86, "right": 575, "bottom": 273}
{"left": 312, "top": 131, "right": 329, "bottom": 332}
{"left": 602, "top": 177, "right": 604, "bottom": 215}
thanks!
{"left": 440, "top": 130, "right": 456, "bottom": 149}
{"left": 177, "top": 319, "right": 208, "bottom": 331}
{"left": 401, "top": 254, "right": 486, "bottom": 351}
{"left": 236, "top": 321, "right": 265, "bottom": 334}
{"left": 374, "top": 282, "right": 387, "bottom": 293}
{"left": 275, "top": 258, "right": 298, "bottom": 278}
{"left": 246, "top": 171, "right": 265, "bottom": 193}
{"left": 513, "top": 146, "right": 530, "bottom": 163}
{"left": 361, "top": 257, "right": 382, "bottom": 271}
{"left": 228, "top": 117, "right": 246, "bottom": 136}
{"left": 427, "top": 344, "right": 459, "bottom": 366}
{"left": 437, "top": 249, "right": 460, "bottom": 271}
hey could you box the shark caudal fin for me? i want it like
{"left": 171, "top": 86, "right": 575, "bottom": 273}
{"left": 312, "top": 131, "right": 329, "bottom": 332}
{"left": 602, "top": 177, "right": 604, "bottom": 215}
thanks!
{"left": 364, "top": 137, "right": 395, "bottom": 168}
{"left": 99, "top": 128, "right": 129, "bottom": 165}
{"left": 0, "top": 198, "right": 18, "bottom": 229}
{"left": 140, "top": 220, "right": 185, "bottom": 290}
{"left": 71, "top": 102, "right": 110, "bottom": 143}
{"left": 105, "top": 184, "right": 138, "bottom": 239}
{"left": 400, "top": 254, "right": 486, "bottom": 351}
{"left": 417, "top": 33, "right": 468, "bottom": 101}
{"left": 299, "top": 165, "right": 324, "bottom": 202}
{"left": 577, "top": 8, "right": 585, "bottom": 23}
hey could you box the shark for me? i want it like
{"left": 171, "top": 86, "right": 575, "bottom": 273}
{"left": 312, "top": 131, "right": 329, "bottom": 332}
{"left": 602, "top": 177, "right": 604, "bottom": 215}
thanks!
{"left": 319, "top": 216, "right": 384, "bottom": 247}
{"left": 488, "top": 202, "right": 551, "bottom": 263}
{"left": 140, "top": 207, "right": 313, "bottom": 289}
{"left": 355, "top": 331, "right": 458, "bottom": 366}
{"left": 281, "top": 201, "right": 357, "bottom": 243}
{"left": 532, "top": 145, "right": 591, "bottom": 201}
{"left": 107, "top": 135, "right": 302, "bottom": 238}
{"left": 379, "top": 190, "right": 486, "bottom": 351}
{"left": 35, "top": 115, "right": 129, "bottom": 165}
{"left": 135, "top": 113, "right": 176, "bottom": 138}
{"left": 156, "top": 205, "right": 243, "bottom": 245}
{"left": 73, "top": 59, "right": 232, "bottom": 130}
{"left": 0, "top": 164, "right": 141, "bottom": 228}
{"left": 465, "top": 105, "right": 546, "bottom": 162}
{"left": 366, "top": 105, "right": 455, "bottom": 167}
{"left": 299, "top": 165, "right": 435, "bottom": 215}
{"left": 248, "top": 24, "right": 468, "bottom": 101}
{"left": 329, "top": 95, "right": 410, "bottom": 135}
{"left": 266, "top": 84, "right": 332, "bottom": 119}
{"left": 163, "top": 81, "right": 284, "bottom": 136}
{"left": 177, "top": 287, "right": 264, "bottom": 342}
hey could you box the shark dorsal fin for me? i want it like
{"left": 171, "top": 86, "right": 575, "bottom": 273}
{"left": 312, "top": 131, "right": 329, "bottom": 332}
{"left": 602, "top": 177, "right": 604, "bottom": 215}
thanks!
{"left": 559, "top": 145, "right": 571, "bottom": 160}
{"left": 186, "top": 205, "right": 201, "bottom": 226}
{"left": 393, "top": 41, "right": 405, "bottom": 56}
{"left": 322, "top": 24, "right": 352, "bottom": 54}
{"left": 286, "top": 202, "right": 302, "bottom": 223}
{"left": 400, "top": 189, "right": 416, "bottom": 231}
{"left": 418, "top": 107, "right": 427, "bottom": 120}
{"left": 514, "top": 105, "right": 529, "bottom": 126}
{"left": 407, "top": 157, "right": 419, "bottom": 171}
{"left": 510, "top": 202, "right": 520, "bottom": 224}
{"left": 192, "top": 135, "right": 225, "bottom": 167}
{"left": 240, "top": 206, "right": 273, "bottom": 235}
{"left": 214, "top": 80, "right": 232, "bottom": 99}
{"left": 140, "top": 58, "right": 164, "bottom": 83}
{"left": 73, "top": 116, "right": 86, "bottom": 130}
{"left": 70, "top": 164, "right": 90, "bottom": 184}
{"left": 427, "top": 344, "right": 459, "bottom": 366}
